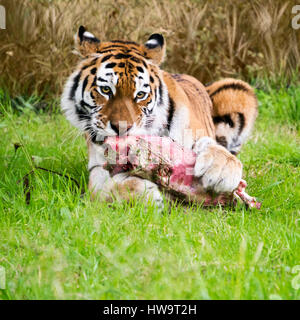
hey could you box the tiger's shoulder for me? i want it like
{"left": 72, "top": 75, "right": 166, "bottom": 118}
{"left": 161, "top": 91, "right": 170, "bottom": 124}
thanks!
{"left": 161, "top": 73, "right": 258, "bottom": 153}
{"left": 162, "top": 72, "right": 216, "bottom": 140}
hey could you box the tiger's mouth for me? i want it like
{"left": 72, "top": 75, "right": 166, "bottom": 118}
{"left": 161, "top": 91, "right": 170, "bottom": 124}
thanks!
{"left": 89, "top": 122, "right": 150, "bottom": 145}
{"left": 88, "top": 122, "right": 135, "bottom": 145}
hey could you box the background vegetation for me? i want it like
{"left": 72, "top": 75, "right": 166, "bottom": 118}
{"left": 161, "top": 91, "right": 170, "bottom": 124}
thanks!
{"left": 0, "top": 0, "right": 300, "bottom": 99}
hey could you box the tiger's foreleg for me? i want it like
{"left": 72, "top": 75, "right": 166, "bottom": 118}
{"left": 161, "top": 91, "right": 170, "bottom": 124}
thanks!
{"left": 193, "top": 136, "right": 243, "bottom": 193}
{"left": 87, "top": 142, "right": 164, "bottom": 209}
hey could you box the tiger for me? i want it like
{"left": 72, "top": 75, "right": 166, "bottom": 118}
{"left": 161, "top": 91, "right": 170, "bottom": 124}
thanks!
{"left": 61, "top": 26, "right": 258, "bottom": 209}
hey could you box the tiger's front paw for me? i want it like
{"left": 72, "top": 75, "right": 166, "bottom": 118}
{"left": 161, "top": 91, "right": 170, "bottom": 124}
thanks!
{"left": 193, "top": 137, "right": 242, "bottom": 193}
{"left": 133, "top": 178, "right": 164, "bottom": 210}
{"left": 105, "top": 174, "right": 164, "bottom": 210}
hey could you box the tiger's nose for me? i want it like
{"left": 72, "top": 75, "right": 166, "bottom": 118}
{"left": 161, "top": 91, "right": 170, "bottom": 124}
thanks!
{"left": 110, "top": 121, "right": 133, "bottom": 135}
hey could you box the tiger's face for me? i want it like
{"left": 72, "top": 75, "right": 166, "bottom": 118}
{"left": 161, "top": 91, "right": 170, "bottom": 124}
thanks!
{"left": 61, "top": 26, "right": 169, "bottom": 143}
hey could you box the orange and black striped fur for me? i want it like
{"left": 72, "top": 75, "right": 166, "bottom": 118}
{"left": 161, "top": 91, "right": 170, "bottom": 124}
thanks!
{"left": 205, "top": 79, "right": 258, "bottom": 155}
{"left": 61, "top": 26, "right": 257, "bottom": 207}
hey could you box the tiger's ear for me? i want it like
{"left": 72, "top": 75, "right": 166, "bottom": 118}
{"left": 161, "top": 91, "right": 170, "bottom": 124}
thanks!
{"left": 75, "top": 26, "right": 100, "bottom": 57}
{"left": 143, "top": 33, "right": 165, "bottom": 65}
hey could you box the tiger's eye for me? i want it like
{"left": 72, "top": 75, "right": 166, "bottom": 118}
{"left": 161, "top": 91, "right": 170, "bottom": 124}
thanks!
{"left": 136, "top": 91, "right": 146, "bottom": 99}
{"left": 100, "top": 86, "right": 112, "bottom": 95}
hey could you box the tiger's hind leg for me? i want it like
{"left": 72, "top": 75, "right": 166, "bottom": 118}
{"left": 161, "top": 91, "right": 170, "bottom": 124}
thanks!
{"left": 205, "top": 78, "right": 258, "bottom": 155}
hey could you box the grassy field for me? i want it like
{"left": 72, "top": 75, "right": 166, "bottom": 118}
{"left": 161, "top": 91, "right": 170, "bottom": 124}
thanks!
{"left": 0, "top": 87, "right": 299, "bottom": 300}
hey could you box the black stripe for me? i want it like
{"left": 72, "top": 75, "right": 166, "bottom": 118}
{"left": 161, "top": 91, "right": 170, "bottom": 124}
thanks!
{"left": 81, "top": 75, "right": 89, "bottom": 98}
{"left": 82, "top": 65, "right": 90, "bottom": 71}
{"left": 82, "top": 57, "right": 98, "bottom": 70}
{"left": 238, "top": 113, "right": 245, "bottom": 134}
{"left": 91, "top": 76, "right": 97, "bottom": 87}
{"left": 90, "top": 67, "right": 97, "bottom": 75}
{"left": 101, "top": 54, "right": 113, "bottom": 63}
{"left": 98, "top": 77, "right": 107, "bottom": 82}
{"left": 210, "top": 83, "right": 248, "bottom": 99}
{"left": 69, "top": 72, "right": 82, "bottom": 100}
{"left": 105, "top": 62, "right": 116, "bottom": 68}
{"left": 75, "top": 103, "right": 90, "bottom": 121}
{"left": 129, "top": 50, "right": 146, "bottom": 58}
{"left": 98, "top": 49, "right": 117, "bottom": 54}
{"left": 127, "top": 62, "right": 135, "bottom": 71}
{"left": 146, "top": 99, "right": 152, "bottom": 107}
{"left": 90, "top": 129, "right": 99, "bottom": 144}
{"left": 216, "top": 136, "right": 228, "bottom": 148}
{"left": 118, "top": 63, "right": 125, "bottom": 68}
{"left": 114, "top": 53, "right": 132, "bottom": 59}
{"left": 150, "top": 76, "right": 154, "bottom": 83}
{"left": 158, "top": 78, "right": 163, "bottom": 105}
{"left": 80, "top": 100, "right": 95, "bottom": 109}
{"left": 213, "top": 114, "right": 234, "bottom": 128}
{"left": 224, "top": 115, "right": 234, "bottom": 127}
{"left": 88, "top": 165, "right": 103, "bottom": 172}
{"left": 137, "top": 66, "right": 144, "bottom": 73}
{"left": 141, "top": 60, "right": 148, "bottom": 68}
{"left": 90, "top": 90, "right": 96, "bottom": 100}
{"left": 77, "top": 110, "right": 89, "bottom": 122}
{"left": 129, "top": 56, "right": 140, "bottom": 63}
{"left": 167, "top": 96, "right": 175, "bottom": 131}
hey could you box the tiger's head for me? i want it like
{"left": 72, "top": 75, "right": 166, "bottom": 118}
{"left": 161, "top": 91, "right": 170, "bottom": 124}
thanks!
{"left": 61, "top": 26, "right": 169, "bottom": 143}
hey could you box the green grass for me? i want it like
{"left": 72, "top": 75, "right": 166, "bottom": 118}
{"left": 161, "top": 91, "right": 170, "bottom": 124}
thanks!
{"left": 0, "top": 87, "right": 299, "bottom": 300}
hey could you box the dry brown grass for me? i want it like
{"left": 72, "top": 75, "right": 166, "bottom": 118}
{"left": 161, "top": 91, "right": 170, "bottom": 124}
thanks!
{"left": 0, "top": 0, "right": 299, "bottom": 98}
